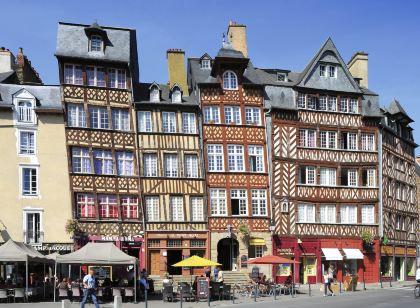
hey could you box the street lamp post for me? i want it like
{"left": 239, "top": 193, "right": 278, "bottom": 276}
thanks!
{"left": 227, "top": 224, "right": 233, "bottom": 270}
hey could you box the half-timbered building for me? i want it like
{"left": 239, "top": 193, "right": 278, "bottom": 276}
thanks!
{"left": 188, "top": 23, "right": 272, "bottom": 273}
{"left": 134, "top": 49, "right": 207, "bottom": 277}
{"left": 380, "top": 100, "right": 418, "bottom": 281}
{"left": 55, "top": 22, "right": 144, "bottom": 265}
{"left": 259, "top": 39, "right": 383, "bottom": 283}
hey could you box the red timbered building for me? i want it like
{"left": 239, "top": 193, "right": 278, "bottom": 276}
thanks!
{"left": 55, "top": 22, "right": 145, "bottom": 265}
{"left": 134, "top": 50, "right": 207, "bottom": 277}
{"left": 380, "top": 100, "right": 418, "bottom": 281}
{"left": 188, "top": 30, "right": 272, "bottom": 273}
{"left": 259, "top": 39, "right": 383, "bottom": 283}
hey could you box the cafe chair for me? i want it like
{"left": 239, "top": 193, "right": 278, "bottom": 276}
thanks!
{"left": 179, "top": 284, "right": 194, "bottom": 302}
{"left": 162, "top": 285, "right": 174, "bottom": 302}
{"left": 13, "top": 288, "right": 25, "bottom": 303}
{"left": 0, "top": 289, "right": 8, "bottom": 303}
{"left": 124, "top": 288, "right": 134, "bottom": 301}
{"left": 96, "top": 288, "right": 104, "bottom": 302}
{"left": 112, "top": 287, "right": 122, "bottom": 298}
{"left": 221, "top": 284, "right": 231, "bottom": 300}
{"left": 71, "top": 287, "right": 81, "bottom": 302}
{"left": 58, "top": 288, "right": 68, "bottom": 300}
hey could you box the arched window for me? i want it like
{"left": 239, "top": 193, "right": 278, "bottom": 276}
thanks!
{"left": 17, "top": 100, "right": 34, "bottom": 123}
{"left": 222, "top": 70, "right": 238, "bottom": 90}
{"left": 150, "top": 86, "right": 160, "bottom": 102}
{"left": 171, "top": 87, "right": 182, "bottom": 103}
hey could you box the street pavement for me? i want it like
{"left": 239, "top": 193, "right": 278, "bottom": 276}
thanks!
{"left": 0, "top": 284, "right": 418, "bottom": 307}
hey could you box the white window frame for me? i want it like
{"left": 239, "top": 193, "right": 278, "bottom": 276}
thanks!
{"left": 203, "top": 106, "right": 220, "bottom": 124}
{"left": 347, "top": 169, "right": 358, "bottom": 187}
{"left": 227, "top": 145, "right": 244, "bottom": 172}
{"left": 121, "top": 196, "right": 139, "bottom": 219}
{"left": 98, "top": 195, "right": 118, "bottom": 219}
{"left": 361, "top": 133, "right": 375, "bottom": 151}
{"left": 207, "top": 144, "right": 224, "bottom": 172}
{"left": 341, "top": 205, "right": 357, "bottom": 224}
{"left": 299, "top": 166, "right": 316, "bottom": 185}
{"left": 86, "top": 66, "right": 106, "bottom": 87}
{"left": 349, "top": 98, "right": 358, "bottom": 113}
{"left": 364, "top": 169, "right": 376, "bottom": 187}
{"left": 23, "top": 208, "right": 43, "bottom": 245}
{"left": 210, "top": 189, "right": 227, "bottom": 216}
{"left": 138, "top": 111, "right": 152, "bottom": 132}
{"left": 319, "top": 96, "right": 327, "bottom": 110}
{"left": 319, "top": 64, "right": 327, "bottom": 77}
{"left": 112, "top": 108, "right": 130, "bottom": 131}
{"left": 191, "top": 197, "right": 205, "bottom": 221}
{"left": 361, "top": 205, "right": 375, "bottom": 224}
{"left": 182, "top": 113, "right": 196, "bottom": 134}
{"left": 320, "top": 204, "right": 336, "bottom": 223}
{"left": 171, "top": 88, "right": 182, "bottom": 103}
{"left": 164, "top": 153, "right": 178, "bottom": 177}
{"left": 297, "top": 93, "right": 306, "bottom": 108}
{"left": 16, "top": 100, "right": 35, "bottom": 124}
{"left": 67, "top": 103, "right": 87, "bottom": 128}
{"left": 72, "top": 147, "right": 91, "bottom": 174}
{"left": 248, "top": 145, "right": 264, "bottom": 173}
{"left": 170, "top": 196, "right": 184, "bottom": 221}
{"left": 329, "top": 66, "right": 337, "bottom": 78}
{"left": 76, "top": 193, "right": 96, "bottom": 218}
{"left": 146, "top": 196, "right": 160, "bottom": 221}
{"left": 108, "top": 68, "right": 126, "bottom": 89}
{"left": 64, "top": 64, "right": 83, "bottom": 85}
{"left": 320, "top": 131, "right": 337, "bottom": 149}
{"left": 90, "top": 35, "right": 103, "bottom": 52}
{"left": 245, "top": 107, "right": 261, "bottom": 125}
{"left": 340, "top": 97, "right": 349, "bottom": 113}
{"left": 20, "top": 165, "right": 39, "bottom": 197}
{"left": 89, "top": 106, "right": 109, "bottom": 129}
{"left": 299, "top": 129, "right": 316, "bottom": 148}
{"left": 251, "top": 189, "right": 267, "bottom": 216}
{"left": 231, "top": 189, "right": 247, "bottom": 216}
{"left": 162, "top": 112, "right": 176, "bottom": 133}
{"left": 116, "top": 151, "right": 134, "bottom": 176}
{"left": 184, "top": 154, "right": 199, "bottom": 178}
{"left": 224, "top": 106, "right": 241, "bottom": 124}
{"left": 201, "top": 59, "right": 211, "bottom": 69}
{"left": 298, "top": 204, "right": 315, "bottom": 223}
{"left": 222, "top": 70, "right": 238, "bottom": 90}
{"left": 320, "top": 168, "right": 337, "bottom": 186}
{"left": 143, "top": 153, "right": 158, "bottom": 177}
{"left": 93, "top": 149, "right": 114, "bottom": 175}
{"left": 328, "top": 96, "right": 337, "bottom": 111}
{"left": 18, "top": 130, "right": 36, "bottom": 156}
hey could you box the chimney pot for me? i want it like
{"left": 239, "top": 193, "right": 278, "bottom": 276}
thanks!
{"left": 347, "top": 52, "right": 368, "bottom": 88}
{"left": 227, "top": 22, "right": 248, "bottom": 57}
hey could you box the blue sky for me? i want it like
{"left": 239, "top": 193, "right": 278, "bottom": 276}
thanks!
{"left": 3, "top": 0, "right": 420, "bottom": 149}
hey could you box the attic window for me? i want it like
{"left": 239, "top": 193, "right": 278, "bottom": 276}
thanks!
{"left": 90, "top": 35, "right": 103, "bottom": 52}
{"left": 150, "top": 86, "right": 160, "bottom": 102}
{"left": 223, "top": 70, "right": 238, "bottom": 90}
{"left": 201, "top": 59, "right": 211, "bottom": 69}
{"left": 171, "top": 87, "right": 182, "bottom": 103}
{"left": 277, "top": 73, "right": 286, "bottom": 82}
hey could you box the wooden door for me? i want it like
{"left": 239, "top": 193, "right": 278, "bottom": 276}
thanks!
{"left": 149, "top": 251, "right": 160, "bottom": 276}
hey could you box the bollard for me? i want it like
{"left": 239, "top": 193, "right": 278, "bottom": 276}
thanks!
{"left": 254, "top": 284, "right": 257, "bottom": 302}
{"left": 309, "top": 283, "right": 311, "bottom": 297}
{"left": 380, "top": 273, "right": 383, "bottom": 288}
{"left": 363, "top": 280, "right": 366, "bottom": 291}
{"left": 274, "top": 283, "right": 277, "bottom": 300}
{"left": 389, "top": 278, "right": 392, "bottom": 288}
{"left": 114, "top": 295, "right": 122, "bottom": 308}
{"left": 232, "top": 286, "right": 235, "bottom": 304}
{"left": 61, "top": 299, "right": 71, "bottom": 308}
{"left": 339, "top": 281, "right": 342, "bottom": 293}
{"left": 180, "top": 289, "right": 183, "bottom": 308}
{"left": 208, "top": 291, "right": 210, "bottom": 307}
{"left": 145, "top": 288, "right": 148, "bottom": 308}
{"left": 352, "top": 280, "right": 355, "bottom": 292}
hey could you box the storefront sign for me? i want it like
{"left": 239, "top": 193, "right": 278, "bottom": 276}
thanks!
{"left": 395, "top": 247, "right": 405, "bottom": 256}
{"left": 99, "top": 235, "right": 142, "bottom": 242}
{"left": 34, "top": 243, "right": 73, "bottom": 252}
{"left": 381, "top": 246, "right": 393, "bottom": 255}
{"left": 89, "top": 266, "right": 112, "bottom": 280}
{"left": 407, "top": 248, "right": 417, "bottom": 256}
{"left": 277, "top": 248, "right": 293, "bottom": 255}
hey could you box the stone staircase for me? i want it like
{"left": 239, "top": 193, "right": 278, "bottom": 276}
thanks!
{"left": 150, "top": 271, "right": 249, "bottom": 291}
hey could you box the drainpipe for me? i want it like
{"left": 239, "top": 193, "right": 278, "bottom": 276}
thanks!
{"left": 378, "top": 125, "right": 383, "bottom": 283}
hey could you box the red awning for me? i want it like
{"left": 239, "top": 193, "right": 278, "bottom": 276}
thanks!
{"left": 246, "top": 255, "right": 300, "bottom": 265}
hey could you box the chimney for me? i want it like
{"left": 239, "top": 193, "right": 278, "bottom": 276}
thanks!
{"left": 347, "top": 52, "right": 368, "bottom": 88}
{"left": 227, "top": 21, "right": 248, "bottom": 57}
{"left": 166, "top": 49, "right": 188, "bottom": 95}
{"left": 0, "top": 47, "right": 16, "bottom": 73}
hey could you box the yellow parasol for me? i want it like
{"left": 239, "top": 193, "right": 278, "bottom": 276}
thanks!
{"left": 172, "top": 255, "right": 221, "bottom": 267}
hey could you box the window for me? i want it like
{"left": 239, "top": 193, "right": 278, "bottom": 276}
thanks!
{"left": 328, "top": 96, "right": 337, "bottom": 111}
{"left": 86, "top": 66, "right": 106, "bottom": 87}
{"left": 319, "top": 96, "right": 327, "bottom": 110}
{"left": 320, "top": 204, "right": 336, "bottom": 223}
{"left": 162, "top": 112, "right": 176, "bottom": 133}
{"left": 340, "top": 97, "right": 348, "bottom": 113}
{"left": 68, "top": 104, "right": 86, "bottom": 128}
{"left": 297, "top": 93, "right": 306, "bottom": 108}
{"left": 319, "top": 65, "right": 326, "bottom": 77}
{"left": 231, "top": 189, "right": 247, "bottom": 216}
{"left": 228, "top": 145, "right": 244, "bottom": 172}
{"left": 298, "top": 204, "right": 315, "bottom": 223}
{"left": 184, "top": 154, "right": 199, "bottom": 178}
{"left": 251, "top": 189, "right": 267, "bottom": 216}
{"left": 170, "top": 196, "right": 184, "bottom": 221}
{"left": 329, "top": 66, "right": 336, "bottom": 78}
{"left": 93, "top": 149, "right": 113, "bottom": 175}
{"left": 138, "top": 111, "right": 152, "bottom": 132}
{"left": 171, "top": 88, "right": 182, "bottom": 103}
{"left": 24, "top": 211, "right": 42, "bottom": 244}
{"left": 77, "top": 194, "right": 95, "bottom": 218}
{"left": 182, "top": 113, "right": 196, "bottom": 134}
{"left": 89, "top": 106, "right": 109, "bottom": 129}
{"left": 17, "top": 101, "right": 34, "bottom": 123}
{"left": 341, "top": 205, "right": 357, "bottom": 224}
{"left": 150, "top": 87, "right": 160, "bottom": 102}
{"left": 112, "top": 108, "right": 130, "bottom": 131}
{"left": 99, "top": 195, "right": 118, "bottom": 219}
{"left": 72, "top": 148, "right": 91, "bottom": 173}
{"left": 320, "top": 168, "right": 336, "bottom": 186}
{"left": 191, "top": 240, "right": 206, "bottom": 247}
{"left": 299, "top": 166, "right": 316, "bottom": 185}
{"left": 164, "top": 153, "right": 178, "bottom": 177}
{"left": 167, "top": 240, "right": 182, "bottom": 247}
{"left": 146, "top": 196, "right": 159, "bottom": 221}
{"left": 222, "top": 70, "right": 238, "bottom": 90}
{"left": 349, "top": 99, "right": 358, "bottom": 113}
{"left": 90, "top": 35, "right": 103, "bottom": 52}
{"left": 245, "top": 107, "right": 261, "bottom": 125}
{"left": 224, "top": 106, "right": 241, "bottom": 124}
{"left": 361, "top": 205, "right": 374, "bottom": 224}
{"left": 277, "top": 73, "right": 286, "bottom": 81}
{"left": 341, "top": 132, "right": 357, "bottom": 150}
{"left": 341, "top": 169, "right": 358, "bottom": 187}
{"left": 207, "top": 145, "right": 224, "bottom": 171}
{"left": 116, "top": 151, "right": 134, "bottom": 176}
{"left": 191, "top": 197, "right": 204, "bottom": 221}
{"left": 362, "top": 169, "right": 376, "bottom": 187}
{"left": 307, "top": 96, "right": 317, "bottom": 110}
{"left": 64, "top": 64, "right": 83, "bottom": 85}
{"left": 320, "top": 131, "right": 337, "bottom": 149}
{"left": 108, "top": 69, "right": 126, "bottom": 89}
{"left": 361, "top": 133, "right": 375, "bottom": 151}
{"left": 201, "top": 59, "right": 211, "bottom": 69}
{"left": 19, "top": 131, "right": 35, "bottom": 155}
{"left": 143, "top": 153, "right": 157, "bottom": 177}
{"left": 210, "top": 189, "right": 227, "bottom": 216}
{"left": 121, "top": 196, "right": 139, "bottom": 219}
{"left": 299, "top": 129, "right": 316, "bottom": 147}
{"left": 249, "top": 145, "right": 264, "bottom": 172}
{"left": 21, "top": 167, "right": 38, "bottom": 196}
{"left": 203, "top": 106, "right": 220, "bottom": 124}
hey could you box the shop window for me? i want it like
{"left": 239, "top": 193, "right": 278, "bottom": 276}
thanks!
{"left": 407, "top": 258, "right": 416, "bottom": 277}
{"left": 148, "top": 240, "right": 160, "bottom": 248}
{"left": 190, "top": 240, "right": 206, "bottom": 247}
{"left": 167, "top": 240, "right": 182, "bottom": 247}
{"left": 343, "top": 260, "right": 357, "bottom": 276}
{"left": 380, "top": 256, "right": 393, "bottom": 277}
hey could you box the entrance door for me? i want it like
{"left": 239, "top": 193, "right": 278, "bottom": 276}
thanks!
{"left": 394, "top": 257, "right": 404, "bottom": 281}
{"left": 302, "top": 257, "right": 316, "bottom": 284}
{"left": 217, "top": 238, "right": 239, "bottom": 270}
{"left": 167, "top": 250, "right": 182, "bottom": 275}
{"left": 149, "top": 251, "right": 160, "bottom": 276}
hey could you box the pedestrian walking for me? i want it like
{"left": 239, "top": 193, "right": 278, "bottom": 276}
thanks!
{"left": 416, "top": 266, "right": 420, "bottom": 283}
{"left": 80, "top": 269, "right": 100, "bottom": 308}
{"left": 323, "top": 271, "right": 331, "bottom": 297}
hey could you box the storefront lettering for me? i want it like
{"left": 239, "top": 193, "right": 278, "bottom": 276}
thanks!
{"left": 100, "top": 235, "right": 142, "bottom": 242}
{"left": 277, "top": 248, "right": 293, "bottom": 255}
{"left": 34, "top": 244, "right": 73, "bottom": 252}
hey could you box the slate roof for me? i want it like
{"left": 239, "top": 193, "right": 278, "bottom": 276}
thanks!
{"left": 387, "top": 99, "right": 412, "bottom": 122}
{"left": 0, "top": 83, "right": 61, "bottom": 110}
{"left": 216, "top": 47, "right": 245, "bottom": 59}
{"left": 0, "top": 71, "right": 16, "bottom": 83}
{"left": 133, "top": 82, "right": 197, "bottom": 106}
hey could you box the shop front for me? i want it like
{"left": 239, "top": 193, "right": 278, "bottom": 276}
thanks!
{"left": 146, "top": 232, "right": 208, "bottom": 277}
{"left": 381, "top": 245, "right": 417, "bottom": 281}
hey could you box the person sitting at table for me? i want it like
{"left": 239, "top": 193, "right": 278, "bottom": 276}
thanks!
{"left": 162, "top": 274, "right": 172, "bottom": 287}
{"left": 57, "top": 278, "right": 68, "bottom": 290}
{"left": 284, "top": 272, "right": 293, "bottom": 288}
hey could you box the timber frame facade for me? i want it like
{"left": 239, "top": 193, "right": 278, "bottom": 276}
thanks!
{"left": 55, "top": 22, "right": 145, "bottom": 265}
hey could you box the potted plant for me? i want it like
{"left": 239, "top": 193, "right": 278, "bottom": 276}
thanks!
{"left": 65, "top": 219, "right": 81, "bottom": 238}
{"left": 361, "top": 230, "right": 374, "bottom": 251}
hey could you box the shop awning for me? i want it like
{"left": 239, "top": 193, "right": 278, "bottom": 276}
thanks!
{"left": 343, "top": 248, "right": 364, "bottom": 260}
{"left": 321, "top": 248, "right": 343, "bottom": 261}
{"left": 249, "top": 238, "right": 266, "bottom": 246}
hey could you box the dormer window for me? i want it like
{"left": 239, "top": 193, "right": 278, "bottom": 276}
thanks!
{"left": 222, "top": 70, "right": 238, "bottom": 90}
{"left": 319, "top": 65, "right": 326, "bottom": 77}
{"left": 277, "top": 73, "right": 286, "bottom": 82}
{"left": 90, "top": 35, "right": 103, "bottom": 52}
{"left": 171, "top": 86, "right": 182, "bottom": 103}
{"left": 150, "top": 86, "right": 160, "bottom": 102}
{"left": 329, "top": 66, "right": 337, "bottom": 78}
{"left": 201, "top": 59, "right": 211, "bottom": 69}
{"left": 18, "top": 101, "right": 34, "bottom": 123}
